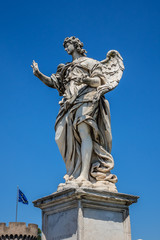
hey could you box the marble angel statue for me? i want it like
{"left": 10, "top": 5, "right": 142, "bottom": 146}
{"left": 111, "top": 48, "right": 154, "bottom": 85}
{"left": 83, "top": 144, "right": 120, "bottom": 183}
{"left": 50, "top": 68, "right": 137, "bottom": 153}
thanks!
{"left": 31, "top": 36, "right": 124, "bottom": 191}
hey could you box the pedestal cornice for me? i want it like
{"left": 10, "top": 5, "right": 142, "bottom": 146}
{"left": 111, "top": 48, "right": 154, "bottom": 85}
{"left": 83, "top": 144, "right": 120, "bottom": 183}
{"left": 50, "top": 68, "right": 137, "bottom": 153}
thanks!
{"left": 33, "top": 188, "right": 139, "bottom": 210}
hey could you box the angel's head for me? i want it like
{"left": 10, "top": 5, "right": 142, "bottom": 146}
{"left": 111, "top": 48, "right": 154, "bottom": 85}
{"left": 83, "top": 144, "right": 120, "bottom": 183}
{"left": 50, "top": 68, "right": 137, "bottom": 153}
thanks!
{"left": 63, "top": 36, "right": 87, "bottom": 56}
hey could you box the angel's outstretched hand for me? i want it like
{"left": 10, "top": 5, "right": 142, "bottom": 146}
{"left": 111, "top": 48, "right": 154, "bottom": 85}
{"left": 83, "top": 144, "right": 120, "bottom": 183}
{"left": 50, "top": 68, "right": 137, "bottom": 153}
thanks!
{"left": 31, "top": 60, "right": 39, "bottom": 76}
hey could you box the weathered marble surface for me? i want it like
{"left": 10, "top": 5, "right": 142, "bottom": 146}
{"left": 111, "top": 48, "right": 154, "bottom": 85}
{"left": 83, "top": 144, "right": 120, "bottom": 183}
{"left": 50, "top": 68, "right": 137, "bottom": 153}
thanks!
{"left": 57, "top": 179, "right": 118, "bottom": 193}
{"left": 33, "top": 188, "right": 138, "bottom": 240}
{"left": 31, "top": 37, "right": 124, "bottom": 189}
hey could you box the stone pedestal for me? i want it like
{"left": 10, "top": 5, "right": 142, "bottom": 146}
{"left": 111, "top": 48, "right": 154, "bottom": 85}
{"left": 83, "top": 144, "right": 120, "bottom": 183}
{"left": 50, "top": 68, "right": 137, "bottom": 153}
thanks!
{"left": 33, "top": 188, "right": 138, "bottom": 240}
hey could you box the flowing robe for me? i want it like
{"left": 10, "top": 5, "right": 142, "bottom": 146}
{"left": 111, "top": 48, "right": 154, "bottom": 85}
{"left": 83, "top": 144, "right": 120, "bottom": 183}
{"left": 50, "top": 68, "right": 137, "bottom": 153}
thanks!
{"left": 52, "top": 57, "right": 117, "bottom": 183}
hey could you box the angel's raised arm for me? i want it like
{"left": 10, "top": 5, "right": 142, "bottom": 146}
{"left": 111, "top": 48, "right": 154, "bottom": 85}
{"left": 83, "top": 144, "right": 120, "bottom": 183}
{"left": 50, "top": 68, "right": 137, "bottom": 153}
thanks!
{"left": 31, "top": 60, "right": 58, "bottom": 89}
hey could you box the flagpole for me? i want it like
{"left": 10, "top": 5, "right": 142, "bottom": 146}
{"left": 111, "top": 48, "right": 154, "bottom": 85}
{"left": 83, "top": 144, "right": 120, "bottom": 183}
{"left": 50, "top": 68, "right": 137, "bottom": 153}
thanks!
{"left": 16, "top": 185, "right": 19, "bottom": 222}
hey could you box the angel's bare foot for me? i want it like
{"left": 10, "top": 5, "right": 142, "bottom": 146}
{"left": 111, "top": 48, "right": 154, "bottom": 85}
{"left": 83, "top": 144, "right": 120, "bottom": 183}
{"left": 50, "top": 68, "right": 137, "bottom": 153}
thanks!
{"left": 76, "top": 175, "right": 88, "bottom": 182}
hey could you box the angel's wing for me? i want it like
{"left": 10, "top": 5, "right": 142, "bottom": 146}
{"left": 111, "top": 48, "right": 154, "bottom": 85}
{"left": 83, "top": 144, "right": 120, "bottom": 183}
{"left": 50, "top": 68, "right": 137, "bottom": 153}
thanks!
{"left": 95, "top": 50, "right": 124, "bottom": 100}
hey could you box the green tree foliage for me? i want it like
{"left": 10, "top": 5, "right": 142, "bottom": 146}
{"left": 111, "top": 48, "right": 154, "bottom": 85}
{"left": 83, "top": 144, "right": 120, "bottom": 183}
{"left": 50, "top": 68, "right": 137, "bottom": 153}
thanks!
{"left": 37, "top": 228, "right": 41, "bottom": 240}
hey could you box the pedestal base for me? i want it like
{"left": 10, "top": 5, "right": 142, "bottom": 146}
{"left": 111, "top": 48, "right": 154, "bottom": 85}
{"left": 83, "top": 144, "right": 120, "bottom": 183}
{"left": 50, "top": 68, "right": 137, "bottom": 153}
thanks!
{"left": 33, "top": 188, "right": 138, "bottom": 240}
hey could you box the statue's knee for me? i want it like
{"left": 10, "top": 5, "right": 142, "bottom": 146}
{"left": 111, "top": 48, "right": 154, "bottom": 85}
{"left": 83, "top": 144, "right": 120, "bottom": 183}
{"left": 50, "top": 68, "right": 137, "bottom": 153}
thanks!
{"left": 78, "top": 123, "right": 90, "bottom": 141}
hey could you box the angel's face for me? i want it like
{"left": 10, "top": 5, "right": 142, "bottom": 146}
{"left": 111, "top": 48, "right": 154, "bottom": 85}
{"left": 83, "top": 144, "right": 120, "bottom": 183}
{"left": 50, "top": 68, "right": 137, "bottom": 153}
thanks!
{"left": 64, "top": 42, "right": 75, "bottom": 55}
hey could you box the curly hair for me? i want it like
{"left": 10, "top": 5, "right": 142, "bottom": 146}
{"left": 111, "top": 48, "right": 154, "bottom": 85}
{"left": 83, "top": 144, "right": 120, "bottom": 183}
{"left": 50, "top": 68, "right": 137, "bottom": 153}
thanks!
{"left": 63, "top": 36, "right": 87, "bottom": 56}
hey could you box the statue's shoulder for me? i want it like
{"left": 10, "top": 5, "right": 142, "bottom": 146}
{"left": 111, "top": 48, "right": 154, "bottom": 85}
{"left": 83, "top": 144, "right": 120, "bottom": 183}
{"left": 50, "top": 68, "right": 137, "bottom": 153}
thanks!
{"left": 56, "top": 62, "right": 72, "bottom": 76}
{"left": 79, "top": 57, "right": 99, "bottom": 70}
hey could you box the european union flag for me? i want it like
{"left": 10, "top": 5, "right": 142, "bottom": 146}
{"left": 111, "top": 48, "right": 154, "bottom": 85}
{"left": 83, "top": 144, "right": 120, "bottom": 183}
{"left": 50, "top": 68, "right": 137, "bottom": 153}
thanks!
{"left": 18, "top": 189, "right": 28, "bottom": 205}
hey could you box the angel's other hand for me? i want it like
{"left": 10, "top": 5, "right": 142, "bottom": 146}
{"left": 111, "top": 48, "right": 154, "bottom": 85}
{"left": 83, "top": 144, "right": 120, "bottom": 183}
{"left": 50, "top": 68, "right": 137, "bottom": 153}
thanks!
{"left": 74, "top": 77, "right": 83, "bottom": 85}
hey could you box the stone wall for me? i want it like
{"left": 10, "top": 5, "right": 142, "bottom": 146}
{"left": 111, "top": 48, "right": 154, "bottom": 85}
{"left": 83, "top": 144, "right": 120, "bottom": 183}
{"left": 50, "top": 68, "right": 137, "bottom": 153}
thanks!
{"left": 0, "top": 222, "right": 38, "bottom": 240}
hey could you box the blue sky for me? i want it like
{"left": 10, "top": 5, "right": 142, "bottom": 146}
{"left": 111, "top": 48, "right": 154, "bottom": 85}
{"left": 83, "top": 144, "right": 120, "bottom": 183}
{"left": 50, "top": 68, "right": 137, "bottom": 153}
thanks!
{"left": 0, "top": 0, "right": 160, "bottom": 239}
